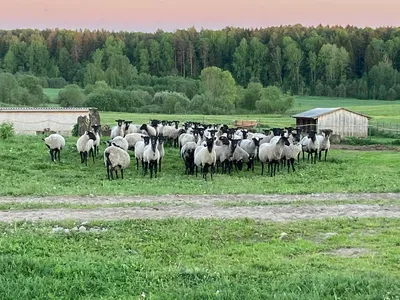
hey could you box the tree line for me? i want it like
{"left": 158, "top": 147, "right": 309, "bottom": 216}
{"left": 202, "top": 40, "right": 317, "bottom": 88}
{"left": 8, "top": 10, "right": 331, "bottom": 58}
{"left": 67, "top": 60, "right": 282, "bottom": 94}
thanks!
{"left": 1, "top": 25, "right": 400, "bottom": 108}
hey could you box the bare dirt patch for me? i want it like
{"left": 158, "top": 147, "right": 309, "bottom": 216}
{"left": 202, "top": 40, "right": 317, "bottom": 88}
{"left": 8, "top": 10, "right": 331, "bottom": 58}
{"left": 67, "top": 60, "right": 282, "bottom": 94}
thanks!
{"left": 331, "top": 144, "right": 400, "bottom": 151}
{"left": 324, "top": 247, "right": 371, "bottom": 257}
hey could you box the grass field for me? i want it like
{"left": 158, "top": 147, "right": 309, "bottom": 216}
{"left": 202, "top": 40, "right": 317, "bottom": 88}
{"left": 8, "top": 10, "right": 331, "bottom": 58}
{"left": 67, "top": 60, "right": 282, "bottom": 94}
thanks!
{"left": 0, "top": 135, "right": 399, "bottom": 196}
{"left": 43, "top": 88, "right": 60, "bottom": 102}
{"left": 0, "top": 218, "right": 399, "bottom": 299}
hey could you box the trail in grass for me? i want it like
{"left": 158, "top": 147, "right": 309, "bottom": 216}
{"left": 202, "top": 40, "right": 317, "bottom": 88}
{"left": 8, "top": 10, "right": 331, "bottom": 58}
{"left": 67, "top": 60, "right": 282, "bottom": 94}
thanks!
{"left": 1, "top": 193, "right": 400, "bottom": 222}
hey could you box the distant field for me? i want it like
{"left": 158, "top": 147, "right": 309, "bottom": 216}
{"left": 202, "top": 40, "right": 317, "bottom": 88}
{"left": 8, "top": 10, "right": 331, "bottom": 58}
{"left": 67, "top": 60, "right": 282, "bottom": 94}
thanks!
{"left": 43, "top": 88, "right": 60, "bottom": 102}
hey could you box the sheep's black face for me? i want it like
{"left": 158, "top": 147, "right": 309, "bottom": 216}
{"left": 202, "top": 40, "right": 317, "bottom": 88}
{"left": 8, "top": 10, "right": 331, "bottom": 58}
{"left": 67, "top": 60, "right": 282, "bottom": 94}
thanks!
{"left": 252, "top": 137, "right": 261, "bottom": 147}
{"left": 124, "top": 121, "right": 132, "bottom": 130}
{"left": 205, "top": 137, "right": 215, "bottom": 152}
{"left": 150, "top": 136, "right": 158, "bottom": 152}
{"left": 116, "top": 119, "right": 125, "bottom": 126}
{"left": 143, "top": 136, "right": 151, "bottom": 145}
{"left": 140, "top": 124, "right": 147, "bottom": 131}
{"left": 209, "top": 129, "right": 217, "bottom": 137}
{"left": 230, "top": 139, "right": 240, "bottom": 151}
{"left": 241, "top": 130, "right": 248, "bottom": 139}
{"left": 278, "top": 137, "right": 290, "bottom": 146}
{"left": 272, "top": 128, "right": 281, "bottom": 136}
{"left": 91, "top": 124, "right": 100, "bottom": 133}
{"left": 87, "top": 131, "right": 96, "bottom": 140}
{"left": 219, "top": 136, "right": 230, "bottom": 146}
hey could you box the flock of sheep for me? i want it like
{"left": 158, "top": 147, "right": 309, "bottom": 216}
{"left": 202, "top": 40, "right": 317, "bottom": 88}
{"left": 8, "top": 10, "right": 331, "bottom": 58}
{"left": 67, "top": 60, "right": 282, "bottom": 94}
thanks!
{"left": 42, "top": 119, "right": 333, "bottom": 180}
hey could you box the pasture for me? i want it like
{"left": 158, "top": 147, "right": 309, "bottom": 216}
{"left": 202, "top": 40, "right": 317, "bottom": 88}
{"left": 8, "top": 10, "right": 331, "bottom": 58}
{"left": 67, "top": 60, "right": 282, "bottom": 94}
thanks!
{"left": 0, "top": 135, "right": 400, "bottom": 196}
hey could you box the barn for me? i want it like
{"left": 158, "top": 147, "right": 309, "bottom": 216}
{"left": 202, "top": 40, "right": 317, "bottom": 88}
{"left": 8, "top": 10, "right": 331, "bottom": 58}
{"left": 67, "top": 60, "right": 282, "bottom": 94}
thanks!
{"left": 0, "top": 107, "right": 99, "bottom": 136}
{"left": 292, "top": 107, "right": 371, "bottom": 137}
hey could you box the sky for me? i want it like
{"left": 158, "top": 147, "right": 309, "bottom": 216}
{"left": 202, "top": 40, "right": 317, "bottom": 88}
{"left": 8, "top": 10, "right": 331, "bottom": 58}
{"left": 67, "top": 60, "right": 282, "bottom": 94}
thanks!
{"left": 1, "top": 0, "right": 400, "bottom": 32}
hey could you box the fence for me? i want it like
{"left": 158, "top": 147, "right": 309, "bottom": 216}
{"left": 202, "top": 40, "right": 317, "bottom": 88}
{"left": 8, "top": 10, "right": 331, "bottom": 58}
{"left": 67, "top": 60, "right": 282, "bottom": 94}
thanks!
{"left": 368, "top": 121, "right": 400, "bottom": 137}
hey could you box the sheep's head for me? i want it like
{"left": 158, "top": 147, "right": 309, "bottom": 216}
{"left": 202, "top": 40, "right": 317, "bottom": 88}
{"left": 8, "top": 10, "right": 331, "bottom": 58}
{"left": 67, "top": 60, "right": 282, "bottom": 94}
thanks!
{"left": 205, "top": 136, "right": 216, "bottom": 151}
{"left": 124, "top": 121, "right": 132, "bottom": 130}
{"left": 219, "top": 136, "right": 230, "bottom": 146}
{"left": 91, "top": 124, "right": 101, "bottom": 133}
{"left": 209, "top": 129, "right": 217, "bottom": 137}
{"left": 149, "top": 135, "right": 158, "bottom": 152}
{"left": 241, "top": 129, "right": 248, "bottom": 139}
{"left": 115, "top": 119, "right": 125, "bottom": 126}
{"left": 272, "top": 128, "right": 281, "bottom": 136}
{"left": 278, "top": 136, "right": 290, "bottom": 146}
{"left": 87, "top": 131, "right": 97, "bottom": 141}
{"left": 323, "top": 129, "right": 333, "bottom": 138}
{"left": 252, "top": 137, "right": 262, "bottom": 147}
{"left": 143, "top": 136, "right": 151, "bottom": 145}
{"left": 139, "top": 124, "right": 147, "bottom": 131}
{"left": 230, "top": 138, "right": 241, "bottom": 151}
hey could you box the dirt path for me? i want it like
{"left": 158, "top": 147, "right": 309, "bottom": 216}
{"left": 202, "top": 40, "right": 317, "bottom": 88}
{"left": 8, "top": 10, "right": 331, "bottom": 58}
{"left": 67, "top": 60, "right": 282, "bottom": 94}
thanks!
{"left": 1, "top": 193, "right": 400, "bottom": 222}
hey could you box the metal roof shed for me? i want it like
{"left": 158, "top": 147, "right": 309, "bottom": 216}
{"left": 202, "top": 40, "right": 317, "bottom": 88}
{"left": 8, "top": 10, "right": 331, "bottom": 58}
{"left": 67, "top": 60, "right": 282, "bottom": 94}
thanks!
{"left": 291, "top": 107, "right": 371, "bottom": 137}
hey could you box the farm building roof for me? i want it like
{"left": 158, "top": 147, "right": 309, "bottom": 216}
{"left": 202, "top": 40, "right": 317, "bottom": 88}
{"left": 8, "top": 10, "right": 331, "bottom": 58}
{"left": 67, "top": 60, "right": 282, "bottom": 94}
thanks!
{"left": 291, "top": 107, "right": 371, "bottom": 119}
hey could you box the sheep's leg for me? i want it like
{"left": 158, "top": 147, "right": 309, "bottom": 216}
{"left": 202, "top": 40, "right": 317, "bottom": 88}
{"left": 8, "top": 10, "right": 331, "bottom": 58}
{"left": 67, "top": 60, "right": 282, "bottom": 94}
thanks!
{"left": 143, "top": 162, "right": 147, "bottom": 176}
{"left": 302, "top": 150, "right": 305, "bottom": 162}
{"left": 106, "top": 165, "right": 111, "bottom": 180}
{"left": 261, "top": 162, "right": 264, "bottom": 176}
{"left": 79, "top": 152, "right": 83, "bottom": 164}
{"left": 324, "top": 149, "right": 328, "bottom": 161}
{"left": 121, "top": 169, "right": 124, "bottom": 179}
{"left": 154, "top": 161, "right": 158, "bottom": 178}
{"left": 158, "top": 158, "right": 162, "bottom": 172}
{"left": 149, "top": 162, "right": 153, "bottom": 179}
{"left": 195, "top": 165, "right": 198, "bottom": 177}
{"left": 115, "top": 170, "right": 119, "bottom": 179}
{"left": 287, "top": 159, "right": 290, "bottom": 173}
{"left": 210, "top": 164, "right": 214, "bottom": 181}
{"left": 136, "top": 158, "right": 139, "bottom": 170}
{"left": 91, "top": 149, "right": 95, "bottom": 163}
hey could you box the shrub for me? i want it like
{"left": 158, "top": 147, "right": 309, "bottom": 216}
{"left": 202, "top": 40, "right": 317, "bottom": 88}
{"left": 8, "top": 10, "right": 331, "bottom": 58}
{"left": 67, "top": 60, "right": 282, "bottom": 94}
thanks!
{"left": 0, "top": 122, "right": 14, "bottom": 139}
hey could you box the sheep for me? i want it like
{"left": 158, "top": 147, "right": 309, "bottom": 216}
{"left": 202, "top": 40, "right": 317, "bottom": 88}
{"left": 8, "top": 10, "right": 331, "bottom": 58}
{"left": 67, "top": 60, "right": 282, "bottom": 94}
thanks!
{"left": 258, "top": 136, "right": 290, "bottom": 177}
{"left": 143, "top": 135, "right": 160, "bottom": 178}
{"left": 111, "top": 119, "right": 125, "bottom": 138}
{"left": 282, "top": 135, "right": 302, "bottom": 173}
{"left": 104, "top": 143, "right": 131, "bottom": 180}
{"left": 134, "top": 136, "right": 150, "bottom": 170}
{"left": 157, "top": 134, "right": 165, "bottom": 172}
{"left": 107, "top": 136, "right": 129, "bottom": 152}
{"left": 140, "top": 123, "right": 157, "bottom": 137}
{"left": 123, "top": 121, "right": 141, "bottom": 136}
{"left": 42, "top": 133, "right": 65, "bottom": 162}
{"left": 194, "top": 136, "right": 217, "bottom": 181}
{"left": 179, "top": 131, "right": 197, "bottom": 149}
{"left": 238, "top": 137, "right": 263, "bottom": 171}
{"left": 316, "top": 129, "right": 333, "bottom": 161}
{"left": 162, "top": 120, "right": 180, "bottom": 147}
{"left": 300, "top": 130, "right": 320, "bottom": 164}
{"left": 214, "top": 136, "right": 233, "bottom": 174}
{"left": 230, "top": 140, "right": 250, "bottom": 172}
{"left": 76, "top": 131, "right": 97, "bottom": 166}
{"left": 181, "top": 141, "right": 197, "bottom": 175}
{"left": 91, "top": 124, "right": 101, "bottom": 156}
{"left": 125, "top": 133, "right": 144, "bottom": 150}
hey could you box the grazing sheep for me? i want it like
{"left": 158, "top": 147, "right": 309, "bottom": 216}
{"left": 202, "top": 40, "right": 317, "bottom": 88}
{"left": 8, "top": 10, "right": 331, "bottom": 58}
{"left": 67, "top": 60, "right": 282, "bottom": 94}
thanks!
{"left": 301, "top": 130, "right": 320, "bottom": 164}
{"left": 317, "top": 129, "right": 333, "bottom": 161}
{"left": 143, "top": 135, "right": 160, "bottom": 178}
{"left": 91, "top": 124, "right": 101, "bottom": 156}
{"left": 125, "top": 133, "right": 144, "bottom": 150}
{"left": 107, "top": 136, "right": 129, "bottom": 152}
{"left": 111, "top": 119, "right": 125, "bottom": 138}
{"left": 42, "top": 133, "right": 65, "bottom": 162}
{"left": 104, "top": 143, "right": 131, "bottom": 180}
{"left": 134, "top": 136, "right": 150, "bottom": 170}
{"left": 140, "top": 123, "right": 157, "bottom": 137}
{"left": 258, "top": 136, "right": 290, "bottom": 177}
{"left": 76, "top": 131, "right": 97, "bottom": 166}
{"left": 181, "top": 141, "right": 197, "bottom": 175}
{"left": 194, "top": 136, "right": 217, "bottom": 181}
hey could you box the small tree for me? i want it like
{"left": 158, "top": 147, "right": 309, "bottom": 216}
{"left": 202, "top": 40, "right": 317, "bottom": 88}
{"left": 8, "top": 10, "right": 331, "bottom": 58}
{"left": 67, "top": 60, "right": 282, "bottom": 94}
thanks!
{"left": 58, "top": 84, "right": 86, "bottom": 107}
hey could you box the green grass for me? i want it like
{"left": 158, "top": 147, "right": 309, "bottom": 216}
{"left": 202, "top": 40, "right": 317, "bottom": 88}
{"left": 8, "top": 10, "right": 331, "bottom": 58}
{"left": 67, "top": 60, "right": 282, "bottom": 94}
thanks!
{"left": 1, "top": 135, "right": 400, "bottom": 196}
{"left": 0, "top": 218, "right": 399, "bottom": 299}
{"left": 43, "top": 88, "right": 61, "bottom": 102}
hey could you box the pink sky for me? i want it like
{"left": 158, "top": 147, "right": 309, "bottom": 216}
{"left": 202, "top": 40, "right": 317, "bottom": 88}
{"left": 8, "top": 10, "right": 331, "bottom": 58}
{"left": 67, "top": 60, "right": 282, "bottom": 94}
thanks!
{"left": 2, "top": 0, "right": 400, "bottom": 32}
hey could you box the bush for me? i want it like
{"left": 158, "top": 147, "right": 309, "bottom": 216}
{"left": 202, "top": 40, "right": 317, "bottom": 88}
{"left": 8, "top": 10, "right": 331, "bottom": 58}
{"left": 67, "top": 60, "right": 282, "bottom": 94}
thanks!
{"left": 58, "top": 84, "right": 86, "bottom": 107}
{"left": 72, "top": 123, "right": 79, "bottom": 137}
{"left": 0, "top": 122, "right": 14, "bottom": 139}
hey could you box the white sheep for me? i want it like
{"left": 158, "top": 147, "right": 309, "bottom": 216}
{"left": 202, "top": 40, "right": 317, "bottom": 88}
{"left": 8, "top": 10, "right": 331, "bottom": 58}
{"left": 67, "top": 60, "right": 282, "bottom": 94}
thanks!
{"left": 258, "top": 136, "right": 290, "bottom": 177}
{"left": 107, "top": 136, "right": 129, "bottom": 152}
{"left": 180, "top": 141, "right": 197, "bottom": 175}
{"left": 42, "top": 133, "right": 65, "bottom": 162}
{"left": 125, "top": 133, "right": 144, "bottom": 150}
{"left": 230, "top": 141, "right": 250, "bottom": 172}
{"left": 111, "top": 119, "right": 125, "bottom": 138}
{"left": 91, "top": 124, "right": 101, "bottom": 156}
{"left": 316, "top": 129, "right": 333, "bottom": 161}
{"left": 123, "top": 121, "right": 141, "bottom": 136}
{"left": 140, "top": 123, "right": 157, "bottom": 137}
{"left": 143, "top": 135, "right": 160, "bottom": 178}
{"left": 76, "top": 131, "right": 97, "bottom": 166}
{"left": 104, "top": 143, "right": 131, "bottom": 180}
{"left": 214, "top": 136, "right": 233, "bottom": 174}
{"left": 194, "top": 136, "right": 217, "bottom": 181}
{"left": 300, "top": 130, "right": 320, "bottom": 164}
{"left": 134, "top": 136, "right": 150, "bottom": 170}
{"left": 282, "top": 136, "right": 302, "bottom": 173}
{"left": 157, "top": 134, "right": 165, "bottom": 172}
{"left": 238, "top": 137, "right": 263, "bottom": 171}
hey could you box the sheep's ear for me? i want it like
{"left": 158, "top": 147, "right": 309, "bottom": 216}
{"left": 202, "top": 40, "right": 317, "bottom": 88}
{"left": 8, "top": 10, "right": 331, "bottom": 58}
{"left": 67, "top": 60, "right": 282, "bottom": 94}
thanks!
{"left": 259, "top": 137, "right": 263, "bottom": 140}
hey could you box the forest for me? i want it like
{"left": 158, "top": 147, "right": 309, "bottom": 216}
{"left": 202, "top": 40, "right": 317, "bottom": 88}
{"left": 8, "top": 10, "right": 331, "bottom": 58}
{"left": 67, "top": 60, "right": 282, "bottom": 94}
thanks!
{"left": 1, "top": 25, "right": 400, "bottom": 113}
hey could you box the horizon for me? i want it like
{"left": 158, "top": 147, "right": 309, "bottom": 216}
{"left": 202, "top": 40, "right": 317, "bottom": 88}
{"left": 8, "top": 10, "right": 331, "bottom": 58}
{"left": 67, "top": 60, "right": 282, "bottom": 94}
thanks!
{"left": 2, "top": 0, "right": 400, "bottom": 33}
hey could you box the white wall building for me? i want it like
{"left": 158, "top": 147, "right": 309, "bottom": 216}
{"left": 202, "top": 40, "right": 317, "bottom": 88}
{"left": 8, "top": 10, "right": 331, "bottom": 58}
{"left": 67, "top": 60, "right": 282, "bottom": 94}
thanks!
{"left": 0, "top": 107, "right": 91, "bottom": 136}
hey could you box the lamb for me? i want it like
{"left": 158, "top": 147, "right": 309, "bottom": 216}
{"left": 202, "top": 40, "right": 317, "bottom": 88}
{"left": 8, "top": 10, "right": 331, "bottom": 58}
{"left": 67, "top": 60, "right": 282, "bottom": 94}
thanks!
{"left": 107, "top": 136, "right": 129, "bottom": 152}
{"left": 142, "top": 135, "right": 160, "bottom": 178}
{"left": 125, "top": 133, "right": 144, "bottom": 150}
{"left": 42, "top": 133, "right": 65, "bottom": 162}
{"left": 76, "top": 131, "right": 97, "bottom": 166}
{"left": 111, "top": 119, "right": 125, "bottom": 138}
{"left": 300, "top": 130, "right": 320, "bottom": 164}
{"left": 258, "top": 136, "right": 290, "bottom": 177}
{"left": 140, "top": 123, "right": 157, "bottom": 137}
{"left": 238, "top": 137, "right": 262, "bottom": 171}
{"left": 180, "top": 141, "right": 197, "bottom": 175}
{"left": 214, "top": 136, "right": 233, "bottom": 174}
{"left": 134, "top": 136, "right": 150, "bottom": 170}
{"left": 91, "top": 124, "right": 101, "bottom": 156}
{"left": 104, "top": 143, "right": 131, "bottom": 180}
{"left": 316, "top": 129, "right": 333, "bottom": 161}
{"left": 194, "top": 136, "right": 217, "bottom": 181}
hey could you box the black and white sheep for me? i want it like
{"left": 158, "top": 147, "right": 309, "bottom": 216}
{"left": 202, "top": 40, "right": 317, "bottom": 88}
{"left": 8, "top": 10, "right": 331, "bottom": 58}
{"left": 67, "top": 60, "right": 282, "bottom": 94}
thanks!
{"left": 134, "top": 136, "right": 150, "bottom": 170}
{"left": 258, "top": 136, "right": 290, "bottom": 177}
{"left": 76, "top": 131, "right": 97, "bottom": 166}
{"left": 107, "top": 136, "right": 129, "bottom": 152}
{"left": 180, "top": 141, "right": 197, "bottom": 175}
{"left": 143, "top": 135, "right": 160, "bottom": 178}
{"left": 91, "top": 124, "right": 101, "bottom": 156}
{"left": 104, "top": 143, "right": 131, "bottom": 180}
{"left": 111, "top": 119, "right": 125, "bottom": 138}
{"left": 194, "top": 136, "right": 217, "bottom": 181}
{"left": 316, "top": 129, "right": 333, "bottom": 161}
{"left": 42, "top": 133, "right": 65, "bottom": 162}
